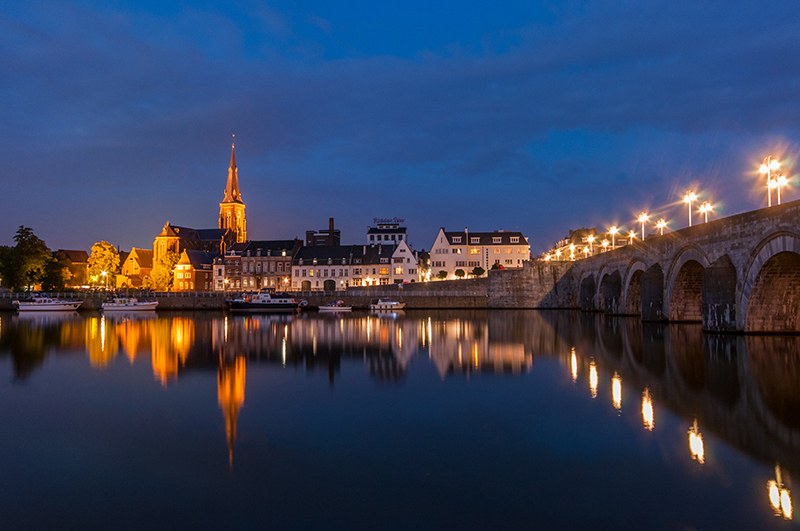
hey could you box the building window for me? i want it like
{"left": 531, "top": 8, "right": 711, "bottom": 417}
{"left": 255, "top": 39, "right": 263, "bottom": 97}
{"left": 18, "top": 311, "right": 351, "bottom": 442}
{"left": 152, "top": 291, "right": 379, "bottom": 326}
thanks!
{"left": 511, "top": 237, "right": 520, "bottom": 243}
{"left": 295, "top": 270, "right": 300, "bottom": 277}
{"left": 471, "top": 237, "right": 480, "bottom": 244}
{"left": 380, "top": 278, "right": 389, "bottom": 285}
{"left": 394, "top": 258, "right": 403, "bottom": 263}
{"left": 469, "top": 248, "right": 479, "bottom": 254}
{"left": 493, "top": 237, "right": 501, "bottom": 244}
{"left": 452, "top": 237, "right": 461, "bottom": 243}
{"left": 505, "top": 249, "right": 512, "bottom": 254}
{"left": 494, "top": 249, "right": 500, "bottom": 254}
{"left": 379, "top": 267, "right": 389, "bottom": 275}
{"left": 395, "top": 267, "right": 403, "bottom": 275}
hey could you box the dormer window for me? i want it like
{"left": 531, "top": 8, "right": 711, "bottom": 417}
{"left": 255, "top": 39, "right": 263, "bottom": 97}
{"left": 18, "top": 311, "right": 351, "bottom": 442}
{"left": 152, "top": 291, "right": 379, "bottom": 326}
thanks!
{"left": 510, "top": 237, "right": 520, "bottom": 243}
{"left": 471, "top": 237, "right": 480, "bottom": 244}
{"left": 452, "top": 237, "right": 462, "bottom": 243}
{"left": 327, "top": 258, "right": 332, "bottom": 265}
{"left": 493, "top": 237, "right": 501, "bottom": 244}
{"left": 299, "top": 259, "right": 304, "bottom": 266}
{"left": 342, "top": 258, "right": 346, "bottom": 264}
{"left": 256, "top": 249, "right": 261, "bottom": 257}
{"left": 313, "top": 258, "right": 318, "bottom": 265}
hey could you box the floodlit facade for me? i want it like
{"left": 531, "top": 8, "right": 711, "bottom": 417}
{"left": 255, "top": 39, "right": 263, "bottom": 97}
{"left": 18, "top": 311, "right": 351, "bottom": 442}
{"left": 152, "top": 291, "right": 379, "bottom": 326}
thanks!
{"left": 429, "top": 227, "right": 530, "bottom": 279}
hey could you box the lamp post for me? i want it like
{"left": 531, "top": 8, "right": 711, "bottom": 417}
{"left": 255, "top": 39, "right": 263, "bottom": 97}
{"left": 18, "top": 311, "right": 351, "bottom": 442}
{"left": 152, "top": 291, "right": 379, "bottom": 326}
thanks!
{"left": 555, "top": 249, "right": 562, "bottom": 261}
{"left": 699, "top": 201, "right": 713, "bottom": 223}
{"left": 569, "top": 243, "right": 575, "bottom": 261}
{"left": 656, "top": 219, "right": 667, "bottom": 235}
{"left": 776, "top": 175, "right": 788, "bottom": 205}
{"left": 760, "top": 156, "right": 780, "bottom": 207}
{"left": 609, "top": 226, "right": 618, "bottom": 249}
{"left": 683, "top": 191, "right": 697, "bottom": 227}
{"left": 602, "top": 239, "right": 609, "bottom": 252}
{"left": 587, "top": 234, "right": 595, "bottom": 255}
{"left": 638, "top": 212, "right": 649, "bottom": 240}
{"left": 628, "top": 230, "right": 635, "bottom": 245}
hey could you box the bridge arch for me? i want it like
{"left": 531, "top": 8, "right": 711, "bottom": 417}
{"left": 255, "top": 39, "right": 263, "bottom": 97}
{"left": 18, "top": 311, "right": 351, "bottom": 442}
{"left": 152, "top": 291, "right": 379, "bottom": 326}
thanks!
{"left": 741, "top": 232, "right": 800, "bottom": 332}
{"left": 598, "top": 269, "right": 622, "bottom": 314}
{"left": 623, "top": 260, "right": 648, "bottom": 316}
{"left": 579, "top": 273, "right": 597, "bottom": 312}
{"left": 666, "top": 246, "right": 710, "bottom": 322}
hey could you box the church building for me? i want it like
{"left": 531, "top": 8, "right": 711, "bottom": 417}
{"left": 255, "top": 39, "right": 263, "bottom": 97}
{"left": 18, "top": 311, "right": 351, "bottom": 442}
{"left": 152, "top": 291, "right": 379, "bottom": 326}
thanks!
{"left": 219, "top": 140, "right": 246, "bottom": 243}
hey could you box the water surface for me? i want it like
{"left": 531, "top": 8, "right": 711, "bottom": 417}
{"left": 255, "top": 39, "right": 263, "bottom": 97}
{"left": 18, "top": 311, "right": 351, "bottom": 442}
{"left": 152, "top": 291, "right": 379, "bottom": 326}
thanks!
{"left": 0, "top": 309, "right": 798, "bottom": 530}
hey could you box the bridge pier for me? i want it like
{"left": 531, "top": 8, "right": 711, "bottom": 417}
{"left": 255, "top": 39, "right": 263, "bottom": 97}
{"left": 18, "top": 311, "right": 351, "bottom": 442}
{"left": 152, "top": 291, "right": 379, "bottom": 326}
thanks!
{"left": 702, "top": 255, "right": 738, "bottom": 332}
{"left": 641, "top": 264, "right": 665, "bottom": 321}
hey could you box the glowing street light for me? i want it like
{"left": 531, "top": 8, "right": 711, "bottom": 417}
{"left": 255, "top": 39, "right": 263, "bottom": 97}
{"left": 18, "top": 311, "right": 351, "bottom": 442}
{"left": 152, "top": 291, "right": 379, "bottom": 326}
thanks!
{"left": 569, "top": 243, "right": 575, "bottom": 261}
{"left": 555, "top": 249, "right": 562, "bottom": 261}
{"left": 638, "top": 212, "right": 649, "bottom": 240}
{"left": 544, "top": 254, "right": 552, "bottom": 261}
{"left": 601, "top": 239, "right": 609, "bottom": 252}
{"left": 656, "top": 219, "right": 667, "bottom": 235}
{"left": 699, "top": 201, "right": 713, "bottom": 223}
{"left": 628, "top": 230, "right": 635, "bottom": 245}
{"left": 775, "top": 174, "right": 789, "bottom": 205}
{"left": 609, "top": 226, "right": 618, "bottom": 249}
{"left": 583, "top": 247, "right": 590, "bottom": 258}
{"left": 101, "top": 270, "right": 107, "bottom": 290}
{"left": 683, "top": 190, "right": 697, "bottom": 226}
{"left": 587, "top": 234, "right": 595, "bottom": 254}
{"left": 760, "top": 156, "right": 780, "bottom": 207}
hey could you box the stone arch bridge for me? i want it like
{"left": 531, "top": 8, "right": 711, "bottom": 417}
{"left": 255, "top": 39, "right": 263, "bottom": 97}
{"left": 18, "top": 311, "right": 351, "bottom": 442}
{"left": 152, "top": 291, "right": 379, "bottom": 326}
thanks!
{"left": 489, "top": 199, "right": 800, "bottom": 333}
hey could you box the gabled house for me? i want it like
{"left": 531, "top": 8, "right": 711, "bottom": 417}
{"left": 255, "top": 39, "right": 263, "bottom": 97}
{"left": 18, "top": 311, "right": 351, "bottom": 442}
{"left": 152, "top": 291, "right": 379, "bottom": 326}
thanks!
{"left": 116, "top": 247, "right": 154, "bottom": 288}
{"left": 173, "top": 250, "right": 218, "bottom": 292}
{"left": 429, "top": 227, "right": 530, "bottom": 279}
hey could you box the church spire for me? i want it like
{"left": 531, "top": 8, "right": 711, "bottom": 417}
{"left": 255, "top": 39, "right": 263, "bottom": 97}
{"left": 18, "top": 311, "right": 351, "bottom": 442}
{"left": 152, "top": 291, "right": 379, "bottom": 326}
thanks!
{"left": 222, "top": 135, "right": 242, "bottom": 204}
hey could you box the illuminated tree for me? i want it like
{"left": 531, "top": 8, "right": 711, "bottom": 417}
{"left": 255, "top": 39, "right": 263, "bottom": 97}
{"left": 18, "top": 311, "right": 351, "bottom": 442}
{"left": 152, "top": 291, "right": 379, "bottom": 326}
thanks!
{"left": 454, "top": 269, "right": 466, "bottom": 278}
{"left": 147, "top": 251, "right": 179, "bottom": 291}
{"left": 87, "top": 241, "right": 120, "bottom": 288}
{"left": 436, "top": 270, "right": 448, "bottom": 280}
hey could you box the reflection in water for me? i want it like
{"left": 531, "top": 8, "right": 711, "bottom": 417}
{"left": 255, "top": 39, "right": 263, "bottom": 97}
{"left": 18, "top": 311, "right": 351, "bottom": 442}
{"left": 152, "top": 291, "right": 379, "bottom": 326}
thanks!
{"left": 768, "top": 465, "right": 793, "bottom": 520}
{"left": 589, "top": 360, "right": 598, "bottom": 398}
{"left": 570, "top": 348, "right": 578, "bottom": 382}
{"left": 642, "top": 388, "right": 654, "bottom": 431}
{"left": 612, "top": 372, "right": 622, "bottom": 411}
{"left": 5, "top": 309, "right": 800, "bottom": 525}
{"left": 218, "top": 356, "right": 246, "bottom": 466}
{"left": 688, "top": 420, "right": 704, "bottom": 464}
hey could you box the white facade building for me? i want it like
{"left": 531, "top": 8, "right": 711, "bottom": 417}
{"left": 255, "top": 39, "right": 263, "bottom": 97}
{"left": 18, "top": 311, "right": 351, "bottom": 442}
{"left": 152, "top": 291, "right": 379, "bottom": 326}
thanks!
{"left": 429, "top": 228, "right": 530, "bottom": 279}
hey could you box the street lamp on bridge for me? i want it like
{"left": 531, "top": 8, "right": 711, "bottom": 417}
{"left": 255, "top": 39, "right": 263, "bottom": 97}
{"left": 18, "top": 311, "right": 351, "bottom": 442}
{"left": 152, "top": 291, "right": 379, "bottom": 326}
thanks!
{"left": 609, "top": 226, "right": 618, "bottom": 249}
{"left": 699, "top": 201, "right": 713, "bottom": 223}
{"left": 656, "top": 219, "right": 667, "bottom": 235}
{"left": 628, "top": 230, "right": 635, "bottom": 245}
{"left": 760, "top": 156, "right": 780, "bottom": 207}
{"left": 638, "top": 212, "right": 649, "bottom": 240}
{"left": 587, "top": 234, "right": 595, "bottom": 254}
{"left": 683, "top": 190, "right": 697, "bottom": 227}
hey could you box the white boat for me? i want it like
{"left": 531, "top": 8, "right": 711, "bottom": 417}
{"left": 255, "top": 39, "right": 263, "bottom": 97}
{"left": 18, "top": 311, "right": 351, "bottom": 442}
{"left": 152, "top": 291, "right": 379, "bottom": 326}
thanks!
{"left": 13, "top": 293, "right": 83, "bottom": 311}
{"left": 319, "top": 300, "right": 352, "bottom": 312}
{"left": 102, "top": 297, "right": 159, "bottom": 311}
{"left": 228, "top": 290, "right": 299, "bottom": 312}
{"left": 369, "top": 299, "right": 406, "bottom": 311}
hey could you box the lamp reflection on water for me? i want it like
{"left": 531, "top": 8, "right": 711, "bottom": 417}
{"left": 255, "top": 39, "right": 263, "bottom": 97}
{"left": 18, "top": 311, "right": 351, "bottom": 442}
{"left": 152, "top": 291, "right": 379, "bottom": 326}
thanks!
{"left": 642, "top": 388, "right": 654, "bottom": 431}
{"left": 612, "top": 372, "right": 622, "bottom": 411}
{"left": 570, "top": 348, "right": 578, "bottom": 382}
{"left": 589, "top": 360, "right": 598, "bottom": 398}
{"left": 688, "top": 420, "right": 704, "bottom": 464}
{"left": 768, "top": 465, "right": 793, "bottom": 520}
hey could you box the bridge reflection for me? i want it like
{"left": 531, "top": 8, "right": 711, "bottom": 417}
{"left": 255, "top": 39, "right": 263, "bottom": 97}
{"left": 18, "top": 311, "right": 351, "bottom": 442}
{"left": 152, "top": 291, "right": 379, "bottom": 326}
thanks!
{"left": 0, "top": 308, "right": 798, "bottom": 518}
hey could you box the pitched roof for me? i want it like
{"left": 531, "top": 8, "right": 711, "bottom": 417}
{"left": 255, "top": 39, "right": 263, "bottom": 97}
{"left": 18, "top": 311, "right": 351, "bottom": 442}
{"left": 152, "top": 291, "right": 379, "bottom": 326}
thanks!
{"left": 294, "top": 245, "right": 355, "bottom": 264}
{"left": 243, "top": 240, "right": 298, "bottom": 255}
{"left": 129, "top": 248, "right": 154, "bottom": 269}
{"left": 180, "top": 250, "right": 219, "bottom": 269}
{"left": 442, "top": 230, "right": 528, "bottom": 246}
{"left": 367, "top": 227, "right": 408, "bottom": 235}
{"left": 55, "top": 249, "right": 89, "bottom": 263}
{"left": 196, "top": 228, "right": 230, "bottom": 241}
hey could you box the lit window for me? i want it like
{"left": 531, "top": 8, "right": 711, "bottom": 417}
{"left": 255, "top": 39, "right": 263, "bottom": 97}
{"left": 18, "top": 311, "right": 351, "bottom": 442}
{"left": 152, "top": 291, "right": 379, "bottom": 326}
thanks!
{"left": 470, "top": 248, "right": 479, "bottom": 254}
{"left": 494, "top": 249, "right": 500, "bottom": 254}
{"left": 395, "top": 267, "right": 403, "bottom": 275}
{"left": 379, "top": 267, "right": 389, "bottom": 275}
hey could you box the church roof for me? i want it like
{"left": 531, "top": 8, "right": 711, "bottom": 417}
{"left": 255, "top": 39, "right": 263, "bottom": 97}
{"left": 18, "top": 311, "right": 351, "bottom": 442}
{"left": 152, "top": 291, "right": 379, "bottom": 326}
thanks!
{"left": 179, "top": 250, "right": 219, "bottom": 269}
{"left": 55, "top": 249, "right": 89, "bottom": 263}
{"left": 222, "top": 142, "right": 243, "bottom": 204}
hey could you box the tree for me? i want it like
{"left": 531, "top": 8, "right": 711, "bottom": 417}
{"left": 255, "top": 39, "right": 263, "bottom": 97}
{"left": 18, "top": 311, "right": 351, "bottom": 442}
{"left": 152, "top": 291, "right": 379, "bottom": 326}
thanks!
{"left": 436, "top": 270, "right": 448, "bottom": 280}
{"left": 41, "top": 255, "right": 72, "bottom": 291}
{"left": 146, "top": 251, "right": 179, "bottom": 291}
{"left": 87, "top": 241, "right": 120, "bottom": 289}
{"left": 454, "top": 269, "right": 466, "bottom": 279}
{"left": 491, "top": 262, "right": 505, "bottom": 270}
{"left": 0, "top": 227, "right": 51, "bottom": 291}
{"left": 471, "top": 267, "right": 485, "bottom": 277}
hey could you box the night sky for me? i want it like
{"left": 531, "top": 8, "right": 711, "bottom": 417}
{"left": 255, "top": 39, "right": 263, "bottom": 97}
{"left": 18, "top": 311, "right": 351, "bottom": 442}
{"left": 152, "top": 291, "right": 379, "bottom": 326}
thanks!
{"left": 2, "top": 1, "right": 799, "bottom": 254}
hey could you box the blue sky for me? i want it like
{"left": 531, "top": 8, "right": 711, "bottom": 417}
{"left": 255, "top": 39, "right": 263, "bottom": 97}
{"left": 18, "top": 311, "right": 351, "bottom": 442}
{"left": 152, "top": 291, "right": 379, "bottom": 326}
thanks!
{"left": 2, "top": 0, "right": 799, "bottom": 253}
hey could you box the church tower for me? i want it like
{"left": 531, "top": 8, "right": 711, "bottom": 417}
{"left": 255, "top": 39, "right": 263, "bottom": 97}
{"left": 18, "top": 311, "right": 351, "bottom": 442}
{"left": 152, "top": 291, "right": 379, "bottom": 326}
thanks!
{"left": 219, "top": 138, "right": 247, "bottom": 243}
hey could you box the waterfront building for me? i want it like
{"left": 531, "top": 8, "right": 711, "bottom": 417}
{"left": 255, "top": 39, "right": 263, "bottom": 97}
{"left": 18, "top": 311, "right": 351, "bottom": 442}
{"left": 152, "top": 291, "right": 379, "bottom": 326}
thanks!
{"left": 306, "top": 218, "right": 340, "bottom": 246}
{"left": 173, "top": 250, "right": 218, "bottom": 292}
{"left": 367, "top": 218, "right": 408, "bottom": 244}
{"left": 213, "top": 243, "right": 246, "bottom": 291}
{"left": 292, "top": 245, "right": 358, "bottom": 291}
{"left": 54, "top": 249, "right": 89, "bottom": 287}
{"left": 153, "top": 223, "right": 234, "bottom": 264}
{"left": 390, "top": 239, "right": 420, "bottom": 283}
{"left": 116, "top": 247, "right": 153, "bottom": 288}
{"left": 428, "top": 228, "right": 530, "bottom": 279}
{"left": 233, "top": 239, "right": 301, "bottom": 291}
{"left": 219, "top": 141, "right": 246, "bottom": 243}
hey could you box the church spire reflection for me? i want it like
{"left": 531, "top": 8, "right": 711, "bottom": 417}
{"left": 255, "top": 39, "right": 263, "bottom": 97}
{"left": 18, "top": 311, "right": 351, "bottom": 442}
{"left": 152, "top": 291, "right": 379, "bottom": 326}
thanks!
{"left": 218, "top": 356, "right": 246, "bottom": 467}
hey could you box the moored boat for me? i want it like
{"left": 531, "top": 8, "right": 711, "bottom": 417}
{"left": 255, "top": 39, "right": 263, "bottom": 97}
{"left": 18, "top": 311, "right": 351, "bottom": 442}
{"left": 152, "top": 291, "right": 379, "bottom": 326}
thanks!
{"left": 13, "top": 293, "right": 83, "bottom": 311}
{"left": 228, "top": 290, "right": 299, "bottom": 312}
{"left": 369, "top": 299, "right": 406, "bottom": 311}
{"left": 319, "top": 300, "right": 352, "bottom": 312}
{"left": 102, "top": 297, "right": 159, "bottom": 311}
